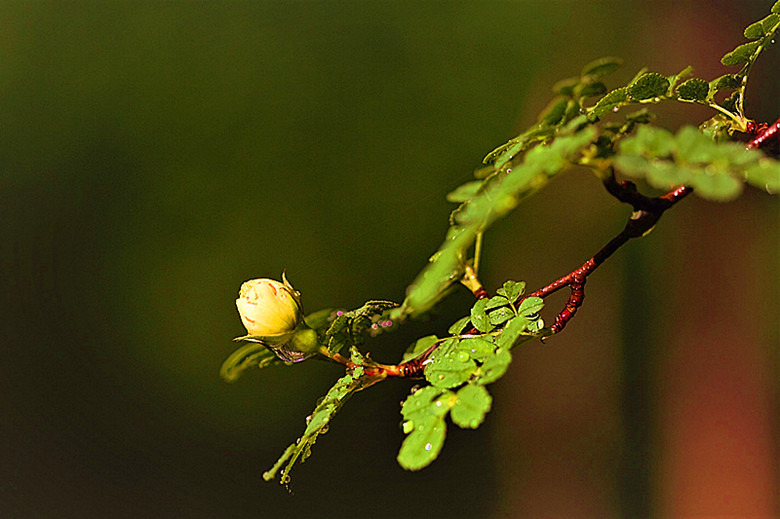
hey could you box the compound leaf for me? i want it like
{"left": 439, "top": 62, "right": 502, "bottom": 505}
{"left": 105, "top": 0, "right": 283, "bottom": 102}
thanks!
{"left": 220, "top": 342, "right": 288, "bottom": 382}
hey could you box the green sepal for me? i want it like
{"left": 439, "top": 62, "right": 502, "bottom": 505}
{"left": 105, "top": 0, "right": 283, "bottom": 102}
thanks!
{"left": 219, "top": 342, "right": 289, "bottom": 383}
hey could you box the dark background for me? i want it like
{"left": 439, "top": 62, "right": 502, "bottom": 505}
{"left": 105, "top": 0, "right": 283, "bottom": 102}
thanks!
{"left": 2, "top": 1, "right": 777, "bottom": 518}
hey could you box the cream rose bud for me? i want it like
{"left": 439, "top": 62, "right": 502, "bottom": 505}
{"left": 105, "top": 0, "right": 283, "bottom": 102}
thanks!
{"left": 236, "top": 278, "right": 302, "bottom": 337}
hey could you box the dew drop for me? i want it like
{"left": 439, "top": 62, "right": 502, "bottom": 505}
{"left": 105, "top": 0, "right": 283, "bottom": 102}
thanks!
{"left": 424, "top": 443, "right": 433, "bottom": 452}
{"left": 652, "top": 97, "right": 660, "bottom": 102}
{"left": 403, "top": 421, "right": 414, "bottom": 434}
{"left": 305, "top": 415, "right": 312, "bottom": 425}
{"left": 410, "top": 384, "right": 421, "bottom": 394}
{"left": 772, "top": 39, "right": 776, "bottom": 44}
{"left": 435, "top": 400, "right": 443, "bottom": 407}
{"left": 612, "top": 106, "right": 619, "bottom": 112}
{"left": 438, "top": 374, "right": 445, "bottom": 381}
{"left": 456, "top": 351, "right": 470, "bottom": 362}
{"left": 280, "top": 474, "right": 291, "bottom": 485}
{"left": 320, "top": 424, "right": 329, "bottom": 434}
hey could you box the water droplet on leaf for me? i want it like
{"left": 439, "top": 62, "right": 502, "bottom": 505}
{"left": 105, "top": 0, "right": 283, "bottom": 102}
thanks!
{"left": 456, "top": 351, "right": 469, "bottom": 362}
{"left": 424, "top": 443, "right": 433, "bottom": 451}
{"left": 402, "top": 421, "right": 414, "bottom": 434}
{"left": 612, "top": 106, "right": 619, "bottom": 112}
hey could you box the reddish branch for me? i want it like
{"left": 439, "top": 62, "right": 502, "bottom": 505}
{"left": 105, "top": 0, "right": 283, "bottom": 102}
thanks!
{"left": 334, "top": 117, "right": 780, "bottom": 380}
{"left": 524, "top": 175, "right": 691, "bottom": 334}
{"left": 746, "top": 117, "right": 780, "bottom": 150}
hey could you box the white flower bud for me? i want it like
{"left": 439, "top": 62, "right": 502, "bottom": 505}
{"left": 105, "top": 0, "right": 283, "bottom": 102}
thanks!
{"left": 236, "top": 277, "right": 302, "bottom": 337}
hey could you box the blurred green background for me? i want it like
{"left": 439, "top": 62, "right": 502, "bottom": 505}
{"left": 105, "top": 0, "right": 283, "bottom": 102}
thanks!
{"left": 2, "top": 1, "right": 777, "bottom": 518}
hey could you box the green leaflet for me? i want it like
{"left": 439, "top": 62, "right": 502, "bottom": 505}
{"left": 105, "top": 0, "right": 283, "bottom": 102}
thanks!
{"left": 588, "top": 87, "right": 629, "bottom": 120}
{"left": 424, "top": 339, "right": 478, "bottom": 389}
{"left": 470, "top": 298, "right": 493, "bottom": 333}
{"left": 676, "top": 78, "right": 709, "bottom": 101}
{"left": 745, "top": 160, "right": 780, "bottom": 193}
{"left": 496, "top": 280, "right": 525, "bottom": 303}
{"left": 721, "top": 41, "right": 761, "bottom": 66}
{"left": 402, "top": 334, "right": 440, "bottom": 363}
{"left": 627, "top": 72, "right": 670, "bottom": 101}
{"left": 476, "top": 348, "right": 512, "bottom": 385}
{"left": 450, "top": 384, "right": 492, "bottom": 429}
{"left": 397, "top": 386, "right": 451, "bottom": 471}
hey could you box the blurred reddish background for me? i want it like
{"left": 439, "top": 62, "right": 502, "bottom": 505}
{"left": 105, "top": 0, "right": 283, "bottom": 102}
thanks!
{"left": 2, "top": 1, "right": 776, "bottom": 518}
